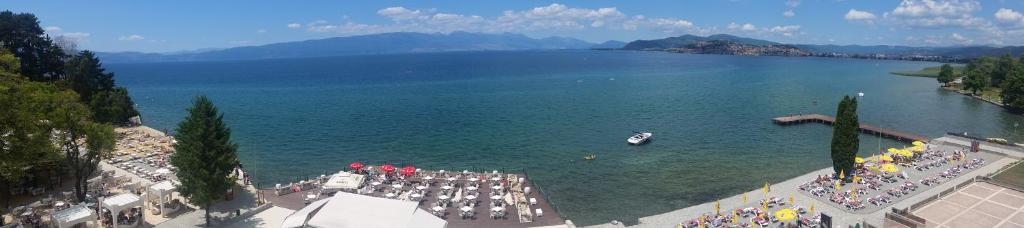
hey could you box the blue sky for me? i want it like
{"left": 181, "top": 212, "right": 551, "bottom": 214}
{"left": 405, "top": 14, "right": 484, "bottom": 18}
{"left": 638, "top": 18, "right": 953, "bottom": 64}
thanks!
{"left": 8, "top": 0, "right": 1024, "bottom": 52}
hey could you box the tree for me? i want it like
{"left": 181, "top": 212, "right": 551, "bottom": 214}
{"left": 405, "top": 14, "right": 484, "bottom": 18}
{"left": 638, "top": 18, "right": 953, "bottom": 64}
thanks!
{"left": 65, "top": 50, "right": 114, "bottom": 102}
{"left": 89, "top": 87, "right": 139, "bottom": 125}
{"left": 170, "top": 96, "right": 239, "bottom": 226}
{"left": 0, "top": 11, "right": 66, "bottom": 82}
{"left": 830, "top": 95, "right": 859, "bottom": 181}
{"left": 964, "top": 61, "right": 990, "bottom": 95}
{"left": 994, "top": 54, "right": 1016, "bottom": 87}
{"left": 1002, "top": 66, "right": 1024, "bottom": 113}
{"left": 0, "top": 75, "right": 63, "bottom": 208}
{"left": 48, "top": 84, "right": 116, "bottom": 202}
{"left": 937, "top": 64, "right": 955, "bottom": 86}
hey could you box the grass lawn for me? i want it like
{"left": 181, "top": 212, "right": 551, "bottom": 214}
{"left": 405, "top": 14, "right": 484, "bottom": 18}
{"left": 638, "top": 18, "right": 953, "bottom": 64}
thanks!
{"left": 993, "top": 161, "right": 1024, "bottom": 188}
{"left": 891, "top": 65, "right": 965, "bottom": 78}
{"left": 945, "top": 84, "right": 1004, "bottom": 103}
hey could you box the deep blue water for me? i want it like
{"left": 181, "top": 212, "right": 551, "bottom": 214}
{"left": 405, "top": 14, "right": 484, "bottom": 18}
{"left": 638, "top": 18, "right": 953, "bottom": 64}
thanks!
{"left": 108, "top": 50, "right": 1024, "bottom": 225}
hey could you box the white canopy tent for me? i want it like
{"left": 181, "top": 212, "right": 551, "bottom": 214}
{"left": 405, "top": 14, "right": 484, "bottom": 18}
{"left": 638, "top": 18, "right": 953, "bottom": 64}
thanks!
{"left": 147, "top": 180, "right": 178, "bottom": 217}
{"left": 301, "top": 192, "right": 446, "bottom": 228}
{"left": 320, "top": 171, "right": 365, "bottom": 193}
{"left": 51, "top": 204, "right": 97, "bottom": 228}
{"left": 101, "top": 193, "right": 143, "bottom": 227}
{"left": 280, "top": 198, "right": 330, "bottom": 228}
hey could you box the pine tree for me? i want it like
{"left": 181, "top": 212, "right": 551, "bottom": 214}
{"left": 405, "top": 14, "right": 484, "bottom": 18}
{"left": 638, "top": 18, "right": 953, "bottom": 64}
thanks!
{"left": 830, "top": 96, "right": 859, "bottom": 181}
{"left": 170, "top": 95, "right": 239, "bottom": 226}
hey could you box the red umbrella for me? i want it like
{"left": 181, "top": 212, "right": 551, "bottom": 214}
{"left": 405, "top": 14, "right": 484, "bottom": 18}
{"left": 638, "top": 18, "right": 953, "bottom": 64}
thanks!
{"left": 349, "top": 162, "right": 364, "bottom": 171}
{"left": 381, "top": 164, "right": 396, "bottom": 173}
{"left": 401, "top": 166, "right": 416, "bottom": 176}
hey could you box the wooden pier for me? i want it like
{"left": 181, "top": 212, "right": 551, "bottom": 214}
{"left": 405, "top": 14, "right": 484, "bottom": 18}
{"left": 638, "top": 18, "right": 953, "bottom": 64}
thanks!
{"left": 773, "top": 114, "right": 929, "bottom": 142}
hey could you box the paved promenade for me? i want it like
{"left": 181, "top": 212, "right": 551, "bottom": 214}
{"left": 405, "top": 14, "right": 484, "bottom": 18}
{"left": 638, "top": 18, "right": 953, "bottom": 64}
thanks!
{"left": 586, "top": 136, "right": 1021, "bottom": 228}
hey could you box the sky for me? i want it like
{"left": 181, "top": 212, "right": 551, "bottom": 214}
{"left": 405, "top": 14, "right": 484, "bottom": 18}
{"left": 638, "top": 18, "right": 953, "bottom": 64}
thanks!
{"left": 8, "top": 0, "right": 1024, "bottom": 53}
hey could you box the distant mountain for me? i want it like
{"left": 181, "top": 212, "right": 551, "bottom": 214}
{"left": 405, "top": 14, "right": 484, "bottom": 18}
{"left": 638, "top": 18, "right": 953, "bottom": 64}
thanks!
{"left": 590, "top": 40, "right": 627, "bottom": 49}
{"left": 621, "top": 34, "right": 809, "bottom": 56}
{"left": 97, "top": 32, "right": 596, "bottom": 63}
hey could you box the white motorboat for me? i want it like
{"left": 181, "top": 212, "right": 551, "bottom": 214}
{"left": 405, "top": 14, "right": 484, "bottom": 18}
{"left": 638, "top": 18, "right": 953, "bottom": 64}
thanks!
{"left": 627, "top": 132, "right": 652, "bottom": 145}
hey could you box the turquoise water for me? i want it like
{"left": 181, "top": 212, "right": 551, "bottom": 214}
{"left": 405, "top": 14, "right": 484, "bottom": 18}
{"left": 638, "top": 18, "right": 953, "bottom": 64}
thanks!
{"left": 109, "top": 50, "right": 1024, "bottom": 225}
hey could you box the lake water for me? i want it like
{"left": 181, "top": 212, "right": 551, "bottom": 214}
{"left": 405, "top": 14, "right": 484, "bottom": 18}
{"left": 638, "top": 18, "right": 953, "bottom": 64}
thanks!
{"left": 109, "top": 50, "right": 1024, "bottom": 225}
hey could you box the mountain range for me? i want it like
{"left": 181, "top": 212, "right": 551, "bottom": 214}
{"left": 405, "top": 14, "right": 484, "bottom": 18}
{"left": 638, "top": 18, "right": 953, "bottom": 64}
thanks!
{"left": 98, "top": 32, "right": 620, "bottom": 63}
{"left": 97, "top": 31, "right": 1024, "bottom": 63}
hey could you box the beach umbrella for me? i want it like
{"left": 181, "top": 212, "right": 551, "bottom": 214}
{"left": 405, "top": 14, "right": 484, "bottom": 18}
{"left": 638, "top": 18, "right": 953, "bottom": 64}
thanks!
{"left": 732, "top": 210, "right": 738, "bottom": 224}
{"left": 839, "top": 170, "right": 845, "bottom": 180}
{"left": 911, "top": 145, "right": 924, "bottom": 152}
{"left": 855, "top": 157, "right": 865, "bottom": 164}
{"left": 834, "top": 181, "right": 841, "bottom": 192}
{"left": 742, "top": 192, "right": 747, "bottom": 204}
{"left": 400, "top": 166, "right": 416, "bottom": 176}
{"left": 809, "top": 203, "right": 815, "bottom": 215}
{"left": 879, "top": 155, "right": 894, "bottom": 162}
{"left": 788, "top": 193, "right": 794, "bottom": 206}
{"left": 887, "top": 148, "right": 898, "bottom": 153}
{"left": 851, "top": 184, "right": 858, "bottom": 199}
{"left": 912, "top": 141, "right": 924, "bottom": 146}
{"left": 763, "top": 182, "right": 770, "bottom": 194}
{"left": 381, "top": 164, "right": 396, "bottom": 173}
{"left": 348, "top": 162, "right": 364, "bottom": 171}
{"left": 880, "top": 163, "right": 899, "bottom": 173}
{"left": 774, "top": 209, "right": 798, "bottom": 223}
{"left": 715, "top": 200, "right": 721, "bottom": 215}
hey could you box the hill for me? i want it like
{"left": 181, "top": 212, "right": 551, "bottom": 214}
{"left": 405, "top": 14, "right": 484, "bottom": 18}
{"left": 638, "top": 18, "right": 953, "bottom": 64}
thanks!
{"left": 97, "top": 32, "right": 596, "bottom": 63}
{"left": 621, "top": 34, "right": 809, "bottom": 56}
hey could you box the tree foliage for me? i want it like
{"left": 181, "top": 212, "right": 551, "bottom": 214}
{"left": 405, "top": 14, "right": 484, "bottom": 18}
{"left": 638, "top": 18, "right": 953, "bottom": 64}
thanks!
{"left": 1002, "top": 65, "right": 1024, "bottom": 113}
{"left": 65, "top": 50, "right": 114, "bottom": 102}
{"left": 0, "top": 11, "right": 66, "bottom": 82}
{"left": 937, "top": 63, "right": 955, "bottom": 85}
{"left": 964, "top": 61, "right": 990, "bottom": 95}
{"left": 170, "top": 96, "right": 239, "bottom": 226}
{"left": 830, "top": 95, "right": 859, "bottom": 180}
{"left": 89, "top": 87, "right": 140, "bottom": 125}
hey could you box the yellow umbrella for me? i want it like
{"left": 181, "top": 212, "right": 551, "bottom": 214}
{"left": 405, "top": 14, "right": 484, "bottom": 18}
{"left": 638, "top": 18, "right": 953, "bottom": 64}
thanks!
{"left": 732, "top": 210, "right": 738, "bottom": 224}
{"left": 853, "top": 175, "right": 860, "bottom": 183}
{"left": 774, "top": 209, "right": 798, "bottom": 223}
{"left": 715, "top": 200, "right": 721, "bottom": 215}
{"left": 839, "top": 170, "right": 845, "bottom": 180}
{"left": 788, "top": 193, "right": 794, "bottom": 206}
{"left": 911, "top": 145, "right": 924, "bottom": 152}
{"left": 763, "top": 181, "right": 770, "bottom": 194}
{"left": 880, "top": 163, "right": 899, "bottom": 173}
{"left": 851, "top": 184, "right": 858, "bottom": 199}
{"left": 880, "top": 155, "right": 893, "bottom": 162}
{"left": 809, "top": 203, "right": 815, "bottom": 215}
{"left": 887, "top": 148, "right": 898, "bottom": 153}
{"left": 855, "top": 157, "right": 865, "bottom": 164}
{"left": 912, "top": 141, "right": 924, "bottom": 146}
{"left": 835, "top": 181, "right": 841, "bottom": 192}
{"left": 742, "top": 192, "right": 747, "bottom": 204}
{"left": 872, "top": 153, "right": 878, "bottom": 162}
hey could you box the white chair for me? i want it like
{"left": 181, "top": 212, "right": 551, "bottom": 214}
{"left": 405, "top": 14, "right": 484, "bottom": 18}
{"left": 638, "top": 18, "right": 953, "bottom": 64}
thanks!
{"left": 535, "top": 208, "right": 543, "bottom": 217}
{"left": 529, "top": 198, "right": 537, "bottom": 205}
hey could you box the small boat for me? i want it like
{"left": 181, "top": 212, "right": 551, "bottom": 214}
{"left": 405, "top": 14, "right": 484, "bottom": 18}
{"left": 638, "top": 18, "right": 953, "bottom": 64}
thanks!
{"left": 584, "top": 154, "right": 596, "bottom": 160}
{"left": 627, "top": 132, "right": 653, "bottom": 145}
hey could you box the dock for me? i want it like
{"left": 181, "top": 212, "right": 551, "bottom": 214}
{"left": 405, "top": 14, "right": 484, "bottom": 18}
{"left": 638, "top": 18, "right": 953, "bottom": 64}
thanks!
{"left": 772, "top": 114, "right": 929, "bottom": 142}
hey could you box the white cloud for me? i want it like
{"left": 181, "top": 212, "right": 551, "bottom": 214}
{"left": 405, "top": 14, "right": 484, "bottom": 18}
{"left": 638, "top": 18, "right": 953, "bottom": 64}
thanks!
{"left": 951, "top": 32, "right": 972, "bottom": 43}
{"left": 785, "top": 0, "right": 801, "bottom": 8}
{"left": 769, "top": 25, "right": 801, "bottom": 36}
{"left": 257, "top": 29, "right": 267, "bottom": 33}
{"left": 728, "top": 22, "right": 757, "bottom": 31}
{"left": 287, "top": 23, "right": 301, "bottom": 29}
{"left": 302, "top": 4, "right": 706, "bottom": 37}
{"left": 44, "top": 26, "right": 62, "bottom": 33}
{"left": 783, "top": 10, "right": 795, "bottom": 17}
{"left": 890, "top": 0, "right": 979, "bottom": 17}
{"left": 995, "top": 8, "right": 1023, "bottom": 24}
{"left": 845, "top": 9, "right": 877, "bottom": 21}
{"left": 61, "top": 32, "right": 90, "bottom": 39}
{"left": 118, "top": 34, "right": 145, "bottom": 41}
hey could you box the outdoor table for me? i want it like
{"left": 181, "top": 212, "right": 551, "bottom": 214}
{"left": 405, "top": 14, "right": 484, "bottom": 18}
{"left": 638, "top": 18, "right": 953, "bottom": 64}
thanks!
{"left": 446, "top": 177, "right": 457, "bottom": 182}
{"left": 441, "top": 186, "right": 452, "bottom": 190}
{"left": 491, "top": 185, "right": 503, "bottom": 190}
{"left": 54, "top": 201, "right": 66, "bottom": 208}
{"left": 490, "top": 177, "right": 501, "bottom": 182}
{"left": 416, "top": 186, "right": 428, "bottom": 190}
{"left": 306, "top": 194, "right": 317, "bottom": 200}
{"left": 467, "top": 186, "right": 478, "bottom": 191}
{"left": 490, "top": 207, "right": 503, "bottom": 212}
{"left": 423, "top": 176, "right": 434, "bottom": 181}
{"left": 466, "top": 195, "right": 477, "bottom": 200}
{"left": 439, "top": 195, "right": 450, "bottom": 202}
{"left": 468, "top": 177, "right": 479, "bottom": 182}
{"left": 385, "top": 193, "right": 396, "bottom": 198}
{"left": 432, "top": 206, "right": 443, "bottom": 213}
{"left": 371, "top": 181, "right": 381, "bottom": 186}
{"left": 411, "top": 193, "right": 422, "bottom": 198}
{"left": 392, "top": 184, "right": 402, "bottom": 189}
{"left": 460, "top": 206, "right": 472, "bottom": 212}
{"left": 490, "top": 195, "right": 502, "bottom": 201}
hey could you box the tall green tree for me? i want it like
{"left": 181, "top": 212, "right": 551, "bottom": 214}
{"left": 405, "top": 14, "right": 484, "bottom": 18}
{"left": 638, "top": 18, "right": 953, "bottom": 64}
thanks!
{"left": 65, "top": 50, "right": 114, "bottom": 102}
{"left": 0, "top": 11, "right": 66, "bottom": 82}
{"left": 0, "top": 63, "right": 63, "bottom": 208}
{"left": 964, "top": 62, "right": 990, "bottom": 95}
{"left": 937, "top": 64, "right": 956, "bottom": 86}
{"left": 1002, "top": 65, "right": 1024, "bottom": 113}
{"left": 994, "top": 54, "right": 1016, "bottom": 87}
{"left": 89, "top": 87, "right": 140, "bottom": 125}
{"left": 48, "top": 84, "right": 116, "bottom": 201}
{"left": 170, "top": 96, "right": 239, "bottom": 226}
{"left": 830, "top": 95, "right": 859, "bottom": 180}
